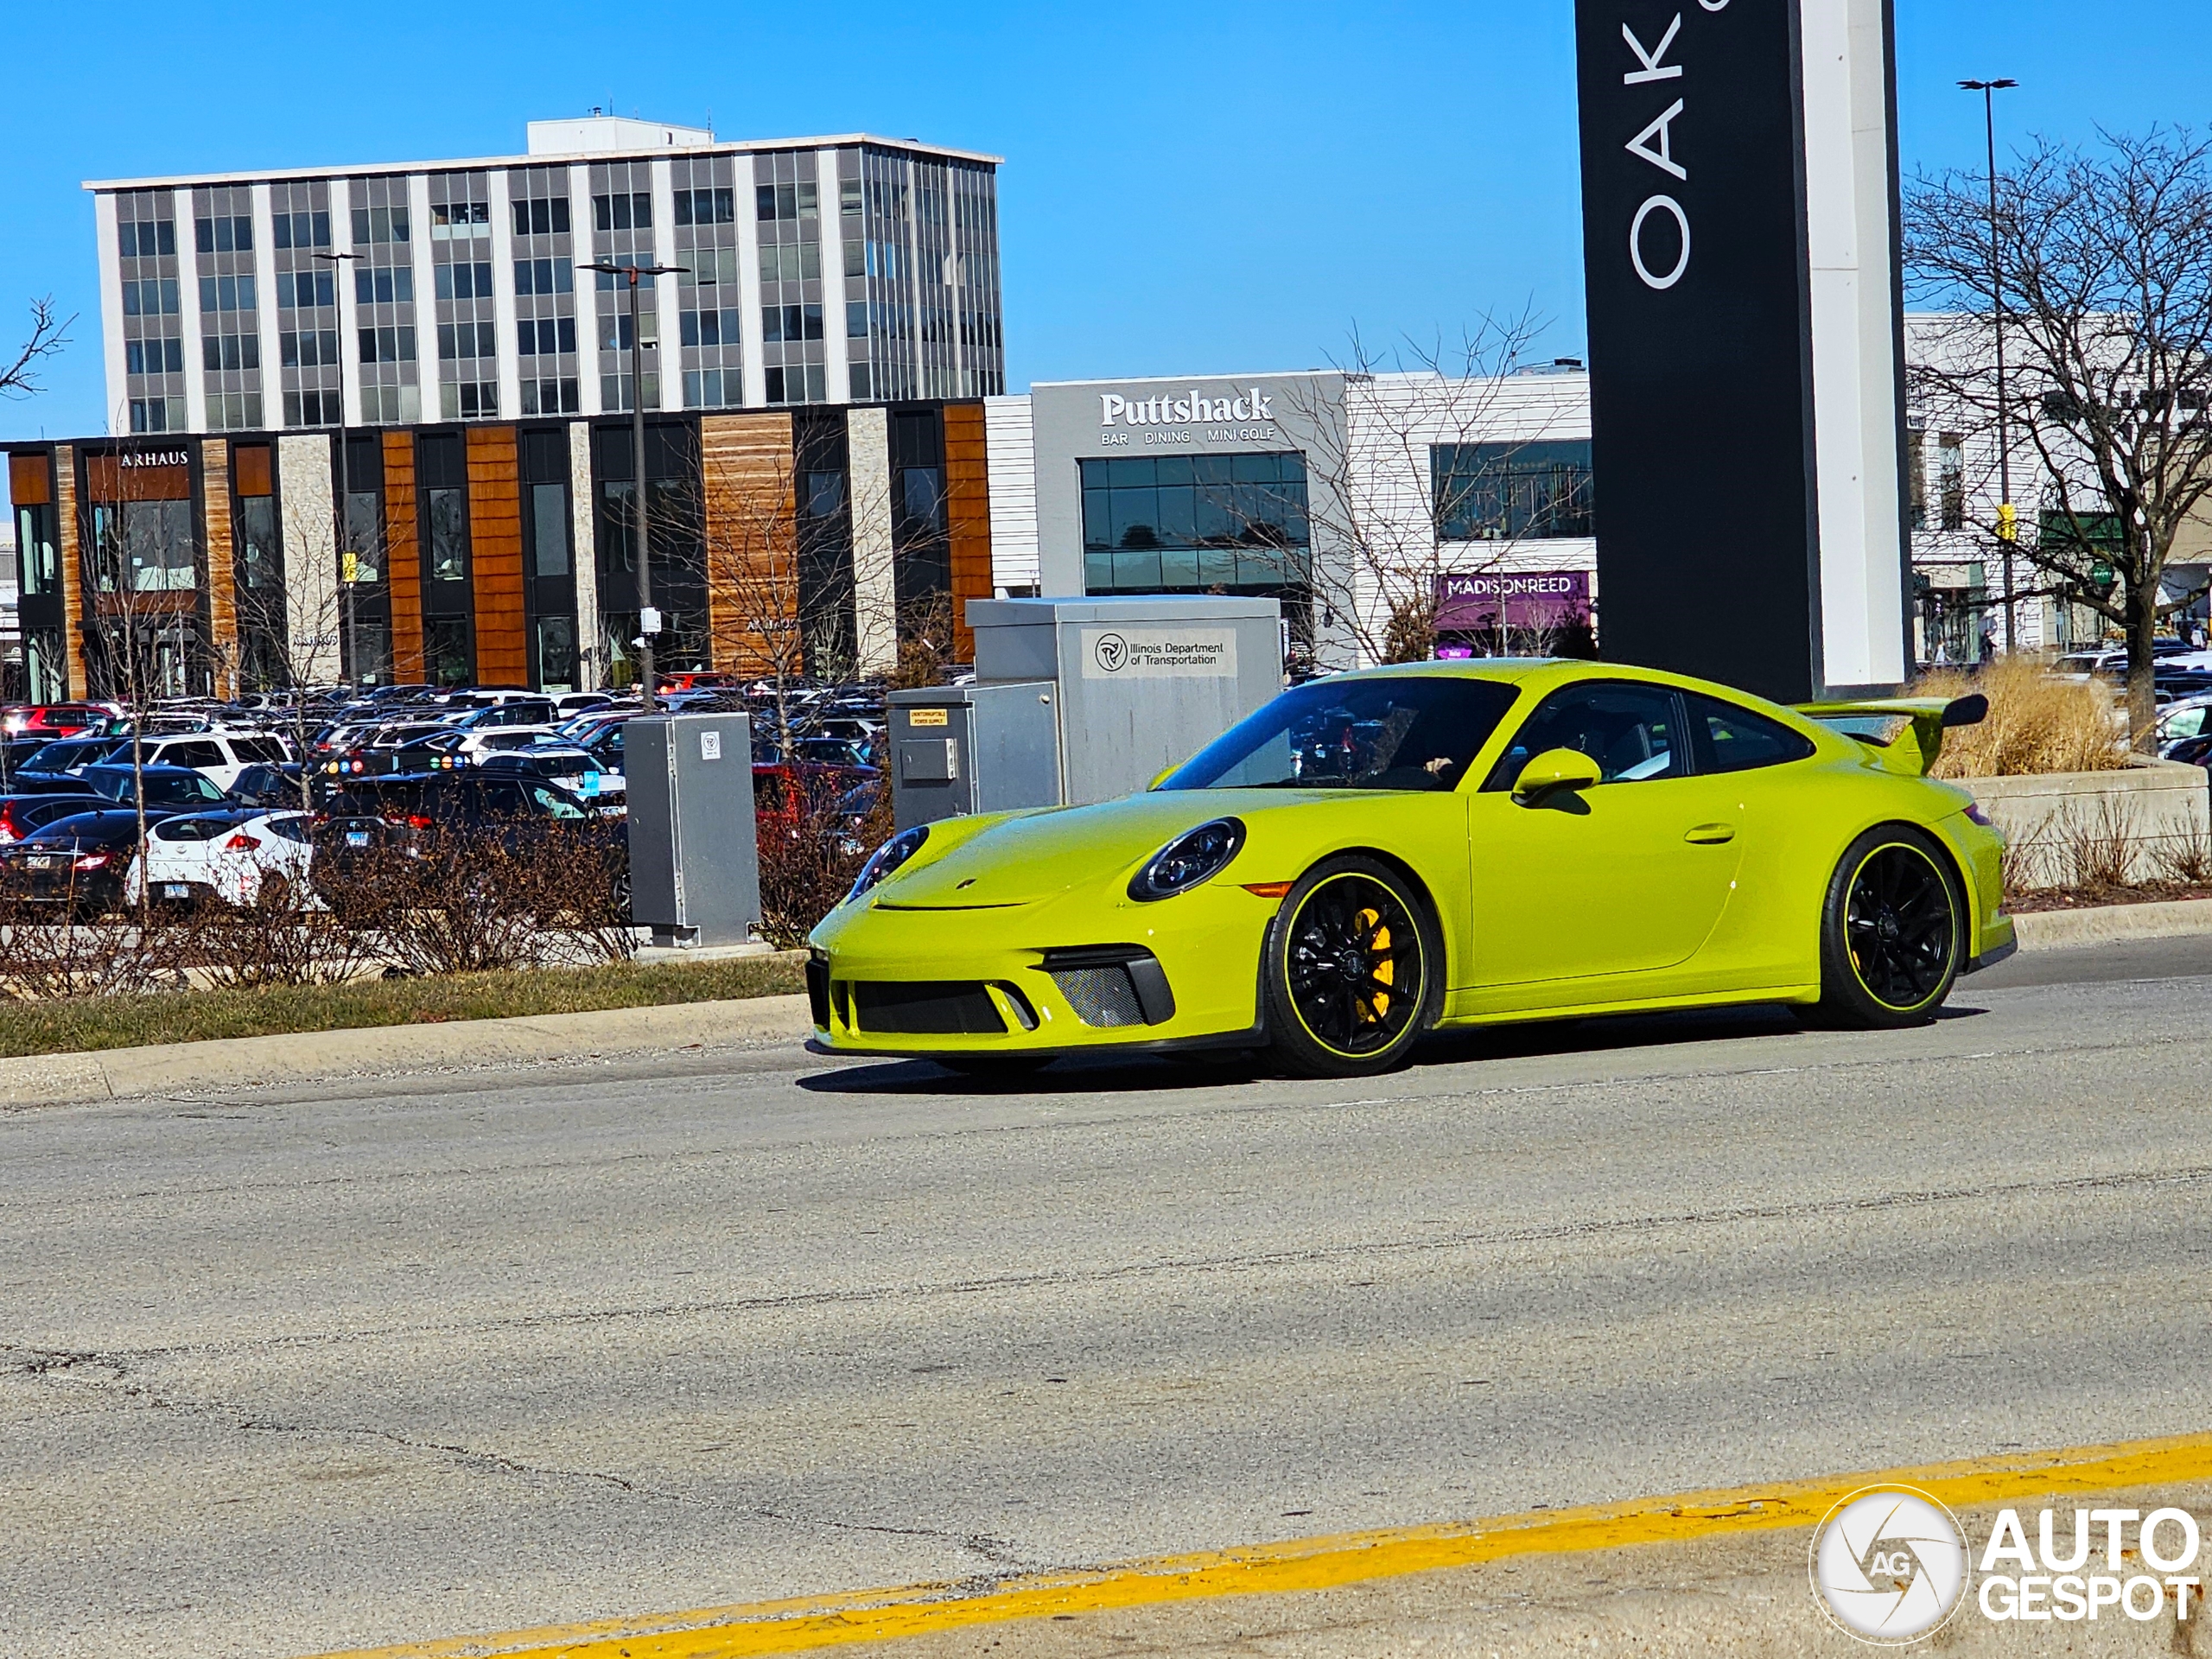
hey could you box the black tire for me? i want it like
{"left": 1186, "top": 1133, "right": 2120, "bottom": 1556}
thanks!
{"left": 1815, "top": 825, "right": 1964, "bottom": 1027}
{"left": 1262, "top": 855, "right": 1442, "bottom": 1077}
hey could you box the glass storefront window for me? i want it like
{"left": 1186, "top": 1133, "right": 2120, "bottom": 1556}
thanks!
{"left": 1077, "top": 452, "right": 1311, "bottom": 594}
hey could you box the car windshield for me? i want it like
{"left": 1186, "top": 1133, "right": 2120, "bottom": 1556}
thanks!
{"left": 1160, "top": 675, "right": 1522, "bottom": 792}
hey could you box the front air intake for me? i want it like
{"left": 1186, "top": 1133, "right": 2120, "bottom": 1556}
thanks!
{"left": 1037, "top": 946, "right": 1177, "bottom": 1027}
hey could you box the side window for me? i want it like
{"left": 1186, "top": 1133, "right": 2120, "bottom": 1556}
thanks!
{"left": 477, "top": 779, "right": 528, "bottom": 817}
{"left": 1686, "top": 693, "right": 1816, "bottom": 774}
{"left": 1484, "top": 683, "right": 1682, "bottom": 789}
{"left": 172, "top": 740, "right": 226, "bottom": 769}
{"left": 530, "top": 785, "right": 586, "bottom": 819}
{"left": 232, "top": 736, "right": 286, "bottom": 764}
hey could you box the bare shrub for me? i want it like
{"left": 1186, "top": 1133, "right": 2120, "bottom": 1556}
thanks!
{"left": 2154, "top": 823, "right": 2212, "bottom": 887}
{"left": 317, "top": 827, "right": 635, "bottom": 978}
{"left": 1916, "top": 657, "right": 2127, "bottom": 778}
{"left": 0, "top": 897, "right": 188, "bottom": 1001}
{"left": 757, "top": 781, "right": 890, "bottom": 950}
{"left": 2059, "top": 797, "right": 2139, "bottom": 890}
{"left": 1999, "top": 817, "right": 2051, "bottom": 899}
{"left": 173, "top": 881, "right": 382, "bottom": 990}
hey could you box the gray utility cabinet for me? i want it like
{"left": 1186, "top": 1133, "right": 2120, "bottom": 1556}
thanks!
{"left": 887, "top": 682, "right": 1062, "bottom": 830}
{"left": 626, "top": 711, "right": 761, "bottom": 947}
{"left": 967, "top": 594, "right": 1285, "bottom": 806}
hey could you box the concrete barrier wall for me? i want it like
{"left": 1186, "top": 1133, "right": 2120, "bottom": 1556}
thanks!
{"left": 1964, "top": 758, "right": 2211, "bottom": 887}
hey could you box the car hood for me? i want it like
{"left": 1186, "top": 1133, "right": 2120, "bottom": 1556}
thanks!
{"left": 871, "top": 790, "right": 1301, "bottom": 909}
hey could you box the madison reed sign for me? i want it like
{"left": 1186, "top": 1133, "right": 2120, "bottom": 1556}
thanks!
{"left": 1434, "top": 571, "right": 1591, "bottom": 632}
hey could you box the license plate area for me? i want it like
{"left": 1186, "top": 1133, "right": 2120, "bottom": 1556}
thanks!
{"left": 346, "top": 830, "right": 371, "bottom": 847}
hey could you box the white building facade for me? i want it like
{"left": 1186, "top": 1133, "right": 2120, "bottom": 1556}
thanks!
{"left": 86, "top": 116, "right": 1004, "bottom": 439}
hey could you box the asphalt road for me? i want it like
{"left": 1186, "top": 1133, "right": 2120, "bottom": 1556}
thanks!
{"left": 6, "top": 937, "right": 2212, "bottom": 1658}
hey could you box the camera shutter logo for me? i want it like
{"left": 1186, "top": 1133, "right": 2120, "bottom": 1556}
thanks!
{"left": 1809, "top": 1485, "right": 1969, "bottom": 1643}
{"left": 1094, "top": 632, "right": 1128, "bottom": 673}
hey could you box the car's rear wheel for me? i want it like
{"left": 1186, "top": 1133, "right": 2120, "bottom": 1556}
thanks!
{"left": 1263, "top": 855, "right": 1440, "bottom": 1077}
{"left": 1815, "top": 825, "right": 1963, "bottom": 1027}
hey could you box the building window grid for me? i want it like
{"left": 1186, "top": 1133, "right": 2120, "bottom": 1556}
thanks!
{"left": 753, "top": 150, "right": 825, "bottom": 407}
{"left": 340, "top": 176, "right": 418, "bottom": 425}
{"left": 119, "top": 188, "right": 185, "bottom": 432}
{"left": 271, "top": 179, "right": 342, "bottom": 426}
{"left": 511, "top": 165, "right": 581, "bottom": 416}
{"left": 427, "top": 170, "right": 496, "bottom": 420}
{"left": 674, "top": 154, "right": 743, "bottom": 410}
{"left": 589, "top": 158, "right": 660, "bottom": 412}
{"left": 190, "top": 183, "right": 265, "bottom": 430}
{"left": 848, "top": 148, "right": 923, "bottom": 404}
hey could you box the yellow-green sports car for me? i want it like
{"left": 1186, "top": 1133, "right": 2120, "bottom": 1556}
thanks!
{"left": 806, "top": 659, "right": 2013, "bottom": 1078}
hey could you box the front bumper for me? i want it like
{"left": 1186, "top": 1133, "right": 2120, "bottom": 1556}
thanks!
{"left": 806, "top": 880, "right": 1274, "bottom": 1058}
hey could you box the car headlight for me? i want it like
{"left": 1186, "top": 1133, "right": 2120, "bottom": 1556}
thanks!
{"left": 1128, "top": 817, "right": 1245, "bottom": 902}
{"left": 848, "top": 823, "right": 929, "bottom": 902}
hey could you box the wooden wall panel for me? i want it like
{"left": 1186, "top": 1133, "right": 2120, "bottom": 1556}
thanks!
{"left": 54, "top": 446, "right": 81, "bottom": 699}
{"left": 382, "top": 431, "right": 423, "bottom": 683}
{"left": 201, "top": 441, "right": 238, "bottom": 693}
{"left": 943, "top": 402, "right": 994, "bottom": 664}
{"left": 701, "top": 412, "right": 797, "bottom": 675}
{"left": 466, "top": 426, "right": 527, "bottom": 686}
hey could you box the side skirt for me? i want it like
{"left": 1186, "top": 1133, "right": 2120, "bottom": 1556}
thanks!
{"left": 1436, "top": 982, "right": 1825, "bottom": 1028}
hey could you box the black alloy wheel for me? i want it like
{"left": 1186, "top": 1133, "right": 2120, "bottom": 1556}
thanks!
{"left": 1264, "top": 855, "right": 1440, "bottom": 1077}
{"left": 1815, "top": 825, "right": 1963, "bottom": 1027}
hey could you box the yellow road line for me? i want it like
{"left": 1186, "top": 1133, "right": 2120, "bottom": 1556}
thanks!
{"left": 309, "top": 1429, "right": 2212, "bottom": 1659}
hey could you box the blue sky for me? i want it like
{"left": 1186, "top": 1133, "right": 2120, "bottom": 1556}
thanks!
{"left": 2, "top": 0, "right": 2207, "bottom": 438}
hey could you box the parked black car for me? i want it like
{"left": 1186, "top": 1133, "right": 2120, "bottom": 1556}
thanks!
{"left": 0, "top": 791, "right": 110, "bottom": 843}
{"left": 0, "top": 809, "right": 156, "bottom": 917}
{"left": 78, "top": 764, "right": 233, "bottom": 810}
{"left": 228, "top": 762, "right": 310, "bottom": 810}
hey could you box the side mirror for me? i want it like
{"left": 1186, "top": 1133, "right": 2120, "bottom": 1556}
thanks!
{"left": 1511, "top": 747, "right": 1604, "bottom": 806}
{"left": 1147, "top": 766, "right": 1177, "bottom": 791}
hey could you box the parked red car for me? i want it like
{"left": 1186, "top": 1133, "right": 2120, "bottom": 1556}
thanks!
{"left": 0, "top": 704, "right": 111, "bottom": 739}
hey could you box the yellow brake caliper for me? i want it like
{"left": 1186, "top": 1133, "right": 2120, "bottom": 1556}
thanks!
{"left": 1357, "top": 906, "right": 1392, "bottom": 1024}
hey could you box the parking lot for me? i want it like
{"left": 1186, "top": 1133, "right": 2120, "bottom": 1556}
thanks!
{"left": 4, "top": 936, "right": 2209, "bottom": 1657}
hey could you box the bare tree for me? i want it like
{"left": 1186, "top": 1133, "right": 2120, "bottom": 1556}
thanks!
{"left": 0, "top": 296, "right": 71, "bottom": 400}
{"left": 1906, "top": 129, "right": 2212, "bottom": 746}
{"left": 1271, "top": 308, "right": 1582, "bottom": 670}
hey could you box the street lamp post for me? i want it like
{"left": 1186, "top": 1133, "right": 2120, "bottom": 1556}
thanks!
{"left": 580, "top": 259, "right": 685, "bottom": 709}
{"left": 1960, "top": 78, "right": 2018, "bottom": 652}
{"left": 313, "top": 249, "right": 362, "bottom": 687}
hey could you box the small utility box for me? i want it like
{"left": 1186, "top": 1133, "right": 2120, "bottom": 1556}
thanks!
{"left": 626, "top": 711, "right": 761, "bottom": 947}
{"left": 887, "top": 682, "right": 1062, "bottom": 830}
{"left": 966, "top": 594, "right": 1283, "bottom": 807}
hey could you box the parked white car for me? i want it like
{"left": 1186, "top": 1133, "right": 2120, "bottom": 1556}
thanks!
{"left": 130, "top": 731, "right": 294, "bottom": 791}
{"left": 132, "top": 808, "right": 315, "bottom": 907}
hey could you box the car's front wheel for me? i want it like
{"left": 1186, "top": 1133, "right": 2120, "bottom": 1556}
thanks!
{"left": 1263, "top": 855, "right": 1440, "bottom": 1077}
{"left": 1815, "top": 825, "right": 1963, "bottom": 1027}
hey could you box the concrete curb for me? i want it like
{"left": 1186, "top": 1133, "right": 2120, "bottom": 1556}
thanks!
{"left": 0, "top": 994, "right": 814, "bottom": 1109}
{"left": 2012, "top": 896, "right": 2212, "bottom": 950}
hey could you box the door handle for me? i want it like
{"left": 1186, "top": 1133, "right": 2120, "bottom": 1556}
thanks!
{"left": 1684, "top": 822, "right": 1737, "bottom": 845}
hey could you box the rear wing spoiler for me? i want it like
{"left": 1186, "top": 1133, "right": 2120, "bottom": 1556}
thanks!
{"left": 1794, "top": 694, "right": 1987, "bottom": 776}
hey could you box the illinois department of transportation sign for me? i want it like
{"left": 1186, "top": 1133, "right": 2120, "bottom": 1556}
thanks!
{"left": 1080, "top": 627, "right": 1238, "bottom": 679}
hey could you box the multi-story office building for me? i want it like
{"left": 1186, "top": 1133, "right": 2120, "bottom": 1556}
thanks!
{"left": 90, "top": 115, "right": 1004, "bottom": 435}
{"left": 2, "top": 118, "right": 1011, "bottom": 702}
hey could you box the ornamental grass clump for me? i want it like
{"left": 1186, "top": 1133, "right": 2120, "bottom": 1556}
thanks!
{"left": 1914, "top": 655, "right": 2127, "bottom": 778}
